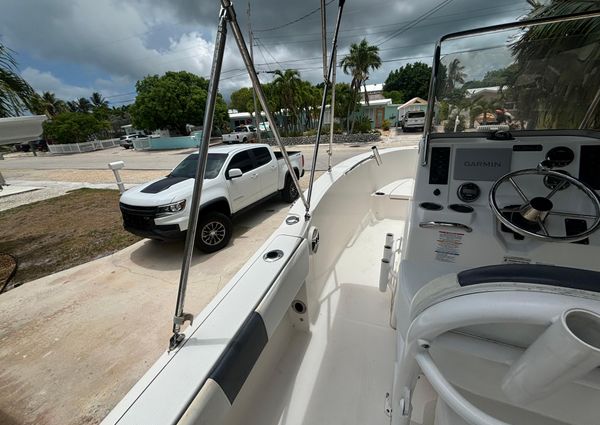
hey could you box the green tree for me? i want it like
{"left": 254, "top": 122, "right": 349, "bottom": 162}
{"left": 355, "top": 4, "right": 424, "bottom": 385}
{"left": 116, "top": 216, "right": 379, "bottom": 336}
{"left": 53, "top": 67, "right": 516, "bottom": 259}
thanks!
{"left": 43, "top": 112, "right": 110, "bottom": 144}
{"left": 384, "top": 62, "right": 431, "bottom": 101}
{"left": 229, "top": 87, "right": 255, "bottom": 112}
{"left": 90, "top": 92, "right": 108, "bottom": 109}
{"left": 341, "top": 39, "right": 382, "bottom": 132}
{"left": 67, "top": 97, "right": 93, "bottom": 113}
{"left": 510, "top": 0, "right": 600, "bottom": 129}
{"left": 463, "top": 68, "right": 514, "bottom": 90}
{"left": 0, "top": 43, "right": 35, "bottom": 117}
{"left": 446, "top": 58, "right": 466, "bottom": 92}
{"left": 383, "top": 90, "right": 404, "bottom": 104}
{"left": 130, "top": 71, "right": 228, "bottom": 134}
{"left": 272, "top": 69, "right": 302, "bottom": 132}
{"left": 28, "top": 91, "right": 67, "bottom": 117}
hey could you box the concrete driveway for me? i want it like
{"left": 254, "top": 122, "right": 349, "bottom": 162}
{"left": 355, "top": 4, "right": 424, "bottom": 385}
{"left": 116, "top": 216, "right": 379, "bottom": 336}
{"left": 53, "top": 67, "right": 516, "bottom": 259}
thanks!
{"left": 0, "top": 193, "right": 299, "bottom": 425}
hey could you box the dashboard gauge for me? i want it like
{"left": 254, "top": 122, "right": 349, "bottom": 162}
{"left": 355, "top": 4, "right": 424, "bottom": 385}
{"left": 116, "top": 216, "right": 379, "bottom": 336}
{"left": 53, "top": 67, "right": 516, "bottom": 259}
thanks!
{"left": 546, "top": 146, "right": 574, "bottom": 168}
{"left": 543, "top": 170, "right": 571, "bottom": 191}
{"left": 457, "top": 182, "right": 480, "bottom": 203}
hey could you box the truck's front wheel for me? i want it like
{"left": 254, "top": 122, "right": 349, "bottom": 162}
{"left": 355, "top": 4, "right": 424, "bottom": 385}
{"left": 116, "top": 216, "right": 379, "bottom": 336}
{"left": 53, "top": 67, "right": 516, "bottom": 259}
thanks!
{"left": 195, "top": 212, "right": 232, "bottom": 253}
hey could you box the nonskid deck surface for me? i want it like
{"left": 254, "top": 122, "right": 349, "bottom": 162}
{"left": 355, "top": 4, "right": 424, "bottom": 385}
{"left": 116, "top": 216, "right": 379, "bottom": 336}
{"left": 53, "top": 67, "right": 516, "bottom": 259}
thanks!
{"left": 226, "top": 219, "right": 404, "bottom": 425}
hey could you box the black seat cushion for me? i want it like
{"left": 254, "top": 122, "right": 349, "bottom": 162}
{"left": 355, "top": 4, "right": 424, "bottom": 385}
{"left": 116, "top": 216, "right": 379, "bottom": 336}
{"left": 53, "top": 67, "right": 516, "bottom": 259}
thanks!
{"left": 457, "top": 264, "right": 600, "bottom": 293}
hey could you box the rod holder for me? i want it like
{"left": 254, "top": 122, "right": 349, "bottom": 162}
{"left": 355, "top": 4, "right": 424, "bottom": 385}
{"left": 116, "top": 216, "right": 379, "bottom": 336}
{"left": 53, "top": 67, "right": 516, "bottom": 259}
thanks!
{"left": 379, "top": 258, "right": 391, "bottom": 292}
{"left": 502, "top": 308, "right": 600, "bottom": 404}
{"left": 385, "top": 233, "right": 394, "bottom": 248}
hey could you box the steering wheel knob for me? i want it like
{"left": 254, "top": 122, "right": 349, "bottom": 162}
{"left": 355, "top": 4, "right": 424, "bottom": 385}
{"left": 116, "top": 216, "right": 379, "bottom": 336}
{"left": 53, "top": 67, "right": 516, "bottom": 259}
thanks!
{"left": 520, "top": 197, "right": 553, "bottom": 222}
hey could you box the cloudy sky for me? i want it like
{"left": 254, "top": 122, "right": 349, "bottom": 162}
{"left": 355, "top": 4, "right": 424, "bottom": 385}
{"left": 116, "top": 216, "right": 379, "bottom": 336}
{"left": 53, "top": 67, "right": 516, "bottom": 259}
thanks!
{"left": 0, "top": 0, "right": 534, "bottom": 105}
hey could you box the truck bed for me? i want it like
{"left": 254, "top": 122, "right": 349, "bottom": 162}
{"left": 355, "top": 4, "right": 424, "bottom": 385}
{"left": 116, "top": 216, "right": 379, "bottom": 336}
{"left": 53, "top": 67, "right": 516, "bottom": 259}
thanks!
{"left": 273, "top": 151, "right": 301, "bottom": 159}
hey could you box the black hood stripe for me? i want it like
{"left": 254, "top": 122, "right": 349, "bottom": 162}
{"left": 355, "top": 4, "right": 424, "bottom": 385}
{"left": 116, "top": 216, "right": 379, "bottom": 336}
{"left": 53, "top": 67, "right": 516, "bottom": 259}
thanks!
{"left": 141, "top": 176, "right": 190, "bottom": 194}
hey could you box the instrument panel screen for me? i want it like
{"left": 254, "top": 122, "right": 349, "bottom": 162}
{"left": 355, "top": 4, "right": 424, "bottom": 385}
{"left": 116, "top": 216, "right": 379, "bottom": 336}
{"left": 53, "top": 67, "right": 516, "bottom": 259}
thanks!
{"left": 453, "top": 148, "right": 512, "bottom": 181}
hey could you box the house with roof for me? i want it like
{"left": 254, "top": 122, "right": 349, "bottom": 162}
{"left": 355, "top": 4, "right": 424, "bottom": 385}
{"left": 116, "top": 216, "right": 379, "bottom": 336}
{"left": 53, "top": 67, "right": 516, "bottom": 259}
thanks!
{"left": 397, "top": 97, "right": 428, "bottom": 123}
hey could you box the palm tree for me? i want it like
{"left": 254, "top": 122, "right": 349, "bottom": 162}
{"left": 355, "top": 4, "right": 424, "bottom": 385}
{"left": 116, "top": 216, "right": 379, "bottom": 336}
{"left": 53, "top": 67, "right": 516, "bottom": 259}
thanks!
{"left": 0, "top": 43, "right": 35, "bottom": 117}
{"left": 446, "top": 58, "right": 467, "bottom": 92}
{"left": 341, "top": 39, "right": 382, "bottom": 132}
{"left": 511, "top": 0, "right": 600, "bottom": 129}
{"left": 272, "top": 69, "right": 302, "bottom": 132}
{"left": 75, "top": 97, "right": 92, "bottom": 113}
{"left": 90, "top": 92, "right": 108, "bottom": 109}
{"left": 29, "top": 91, "right": 67, "bottom": 117}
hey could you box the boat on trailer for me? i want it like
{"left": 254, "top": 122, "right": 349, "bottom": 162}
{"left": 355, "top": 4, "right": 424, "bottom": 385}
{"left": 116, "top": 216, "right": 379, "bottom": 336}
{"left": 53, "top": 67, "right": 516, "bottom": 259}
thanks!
{"left": 103, "top": 4, "right": 600, "bottom": 425}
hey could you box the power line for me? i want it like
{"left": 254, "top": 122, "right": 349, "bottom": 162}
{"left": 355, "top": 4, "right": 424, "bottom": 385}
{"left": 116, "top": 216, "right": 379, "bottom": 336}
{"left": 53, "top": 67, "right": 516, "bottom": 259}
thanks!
{"left": 255, "top": 38, "right": 284, "bottom": 70}
{"left": 375, "top": 0, "right": 456, "bottom": 46}
{"left": 256, "top": 6, "right": 528, "bottom": 46}
{"left": 105, "top": 91, "right": 136, "bottom": 99}
{"left": 257, "top": 2, "right": 525, "bottom": 40}
{"left": 254, "top": 0, "right": 335, "bottom": 32}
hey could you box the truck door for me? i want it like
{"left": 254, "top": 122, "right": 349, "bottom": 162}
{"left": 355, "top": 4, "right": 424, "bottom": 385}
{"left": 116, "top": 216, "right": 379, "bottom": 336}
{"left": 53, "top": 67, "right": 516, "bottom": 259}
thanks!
{"left": 250, "top": 147, "right": 278, "bottom": 197}
{"left": 226, "top": 150, "right": 261, "bottom": 211}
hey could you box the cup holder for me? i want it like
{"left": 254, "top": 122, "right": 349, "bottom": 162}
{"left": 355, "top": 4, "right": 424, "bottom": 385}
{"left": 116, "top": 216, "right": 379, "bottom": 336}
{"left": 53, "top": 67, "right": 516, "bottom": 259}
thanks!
{"left": 419, "top": 202, "right": 443, "bottom": 211}
{"left": 449, "top": 204, "right": 474, "bottom": 213}
{"left": 263, "top": 249, "right": 284, "bottom": 262}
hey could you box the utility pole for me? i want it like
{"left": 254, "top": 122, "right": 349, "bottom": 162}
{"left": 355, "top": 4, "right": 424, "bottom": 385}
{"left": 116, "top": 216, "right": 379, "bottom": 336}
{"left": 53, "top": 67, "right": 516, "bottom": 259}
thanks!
{"left": 248, "top": 1, "right": 261, "bottom": 142}
{"left": 320, "top": 0, "right": 328, "bottom": 81}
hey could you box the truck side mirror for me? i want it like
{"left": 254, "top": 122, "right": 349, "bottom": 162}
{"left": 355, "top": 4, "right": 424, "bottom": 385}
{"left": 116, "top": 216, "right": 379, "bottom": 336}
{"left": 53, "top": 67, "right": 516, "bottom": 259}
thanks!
{"left": 228, "top": 168, "right": 243, "bottom": 179}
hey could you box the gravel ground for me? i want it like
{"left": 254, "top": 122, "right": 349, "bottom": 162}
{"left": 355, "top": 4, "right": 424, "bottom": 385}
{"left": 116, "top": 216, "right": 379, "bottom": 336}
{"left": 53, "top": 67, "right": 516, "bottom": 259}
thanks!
{"left": 0, "top": 170, "right": 166, "bottom": 212}
{"left": 3, "top": 169, "right": 166, "bottom": 184}
{"left": 0, "top": 187, "right": 68, "bottom": 212}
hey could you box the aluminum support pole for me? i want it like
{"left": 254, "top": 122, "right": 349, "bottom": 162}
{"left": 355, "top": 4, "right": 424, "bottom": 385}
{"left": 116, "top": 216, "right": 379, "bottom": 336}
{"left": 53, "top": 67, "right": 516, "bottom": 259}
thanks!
{"left": 170, "top": 8, "right": 228, "bottom": 350}
{"left": 307, "top": 0, "right": 345, "bottom": 209}
{"left": 328, "top": 46, "right": 336, "bottom": 172}
{"left": 320, "top": 0, "right": 328, "bottom": 82}
{"left": 221, "top": 0, "right": 309, "bottom": 214}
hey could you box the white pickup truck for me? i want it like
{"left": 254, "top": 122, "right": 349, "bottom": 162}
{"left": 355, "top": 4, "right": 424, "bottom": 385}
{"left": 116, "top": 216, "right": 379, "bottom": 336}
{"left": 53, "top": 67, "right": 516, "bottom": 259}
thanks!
{"left": 119, "top": 144, "right": 304, "bottom": 252}
{"left": 222, "top": 125, "right": 257, "bottom": 144}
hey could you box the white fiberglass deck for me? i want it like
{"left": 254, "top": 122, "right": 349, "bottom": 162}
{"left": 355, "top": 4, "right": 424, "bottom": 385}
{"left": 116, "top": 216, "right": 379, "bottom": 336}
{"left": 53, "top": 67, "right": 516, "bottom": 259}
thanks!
{"left": 225, "top": 218, "right": 404, "bottom": 425}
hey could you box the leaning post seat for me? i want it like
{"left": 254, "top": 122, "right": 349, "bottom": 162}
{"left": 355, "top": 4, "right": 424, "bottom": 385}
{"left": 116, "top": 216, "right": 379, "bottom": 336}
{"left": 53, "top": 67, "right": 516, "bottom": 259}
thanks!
{"left": 392, "top": 264, "right": 600, "bottom": 425}
{"left": 458, "top": 264, "right": 600, "bottom": 293}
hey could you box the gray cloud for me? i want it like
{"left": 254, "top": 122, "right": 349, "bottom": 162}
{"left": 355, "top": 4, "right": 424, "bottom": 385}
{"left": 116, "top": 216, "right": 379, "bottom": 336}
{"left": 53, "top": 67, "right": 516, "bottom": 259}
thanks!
{"left": 0, "top": 0, "right": 533, "bottom": 101}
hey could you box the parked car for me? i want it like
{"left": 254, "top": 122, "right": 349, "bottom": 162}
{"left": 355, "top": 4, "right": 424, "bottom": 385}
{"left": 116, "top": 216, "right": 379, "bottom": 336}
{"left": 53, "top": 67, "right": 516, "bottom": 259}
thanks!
{"left": 14, "top": 139, "right": 48, "bottom": 152}
{"left": 222, "top": 125, "right": 257, "bottom": 144}
{"left": 401, "top": 110, "right": 426, "bottom": 132}
{"left": 119, "top": 134, "right": 144, "bottom": 149}
{"left": 119, "top": 144, "right": 305, "bottom": 252}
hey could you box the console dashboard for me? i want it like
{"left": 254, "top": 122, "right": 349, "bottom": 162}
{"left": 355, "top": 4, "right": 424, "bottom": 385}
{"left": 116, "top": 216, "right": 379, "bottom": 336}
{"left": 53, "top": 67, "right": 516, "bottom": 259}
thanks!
{"left": 405, "top": 134, "right": 600, "bottom": 273}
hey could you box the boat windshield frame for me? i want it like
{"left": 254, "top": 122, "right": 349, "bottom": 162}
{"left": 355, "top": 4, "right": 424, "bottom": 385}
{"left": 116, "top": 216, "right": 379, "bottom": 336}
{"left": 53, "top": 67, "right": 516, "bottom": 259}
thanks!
{"left": 421, "top": 10, "right": 600, "bottom": 166}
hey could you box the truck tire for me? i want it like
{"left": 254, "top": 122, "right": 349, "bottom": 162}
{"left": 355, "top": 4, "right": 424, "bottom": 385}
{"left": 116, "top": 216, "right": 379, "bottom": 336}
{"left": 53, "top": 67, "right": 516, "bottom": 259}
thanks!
{"left": 195, "top": 212, "right": 232, "bottom": 253}
{"left": 242, "top": 138, "right": 247, "bottom": 143}
{"left": 281, "top": 175, "right": 299, "bottom": 203}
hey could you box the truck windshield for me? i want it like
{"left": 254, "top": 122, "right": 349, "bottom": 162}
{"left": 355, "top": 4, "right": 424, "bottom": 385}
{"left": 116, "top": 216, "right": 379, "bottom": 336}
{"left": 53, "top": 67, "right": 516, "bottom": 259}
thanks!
{"left": 169, "top": 153, "right": 228, "bottom": 179}
{"left": 408, "top": 112, "right": 425, "bottom": 118}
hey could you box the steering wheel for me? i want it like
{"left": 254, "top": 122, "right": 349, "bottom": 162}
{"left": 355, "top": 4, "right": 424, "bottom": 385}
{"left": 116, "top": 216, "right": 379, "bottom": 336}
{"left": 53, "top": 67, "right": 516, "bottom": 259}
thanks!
{"left": 489, "top": 168, "right": 600, "bottom": 242}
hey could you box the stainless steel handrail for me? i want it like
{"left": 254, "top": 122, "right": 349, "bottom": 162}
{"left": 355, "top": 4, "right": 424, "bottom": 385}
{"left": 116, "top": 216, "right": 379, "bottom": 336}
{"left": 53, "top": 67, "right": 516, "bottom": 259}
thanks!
{"left": 419, "top": 221, "right": 472, "bottom": 233}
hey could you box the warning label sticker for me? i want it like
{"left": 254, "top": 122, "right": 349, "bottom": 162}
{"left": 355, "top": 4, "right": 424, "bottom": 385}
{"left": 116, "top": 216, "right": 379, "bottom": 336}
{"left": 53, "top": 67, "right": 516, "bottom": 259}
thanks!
{"left": 503, "top": 256, "right": 532, "bottom": 264}
{"left": 435, "top": 231, "right": 464, "bottom": 263}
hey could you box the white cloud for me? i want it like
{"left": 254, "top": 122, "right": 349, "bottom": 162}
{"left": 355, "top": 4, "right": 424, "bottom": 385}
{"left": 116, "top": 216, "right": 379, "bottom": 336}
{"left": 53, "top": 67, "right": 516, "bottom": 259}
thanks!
{"left": 21, "top": 67, "right": 92, "bottom": 100}
{"left": 2, "top": 0, "right": 531, "bottom": 102}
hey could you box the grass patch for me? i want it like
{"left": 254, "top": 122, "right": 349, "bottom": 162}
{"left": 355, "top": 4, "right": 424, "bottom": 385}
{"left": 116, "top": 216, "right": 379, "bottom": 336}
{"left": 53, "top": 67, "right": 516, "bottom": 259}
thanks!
{"left": 0, "top": 188, "right": 141, "bottom": 289}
